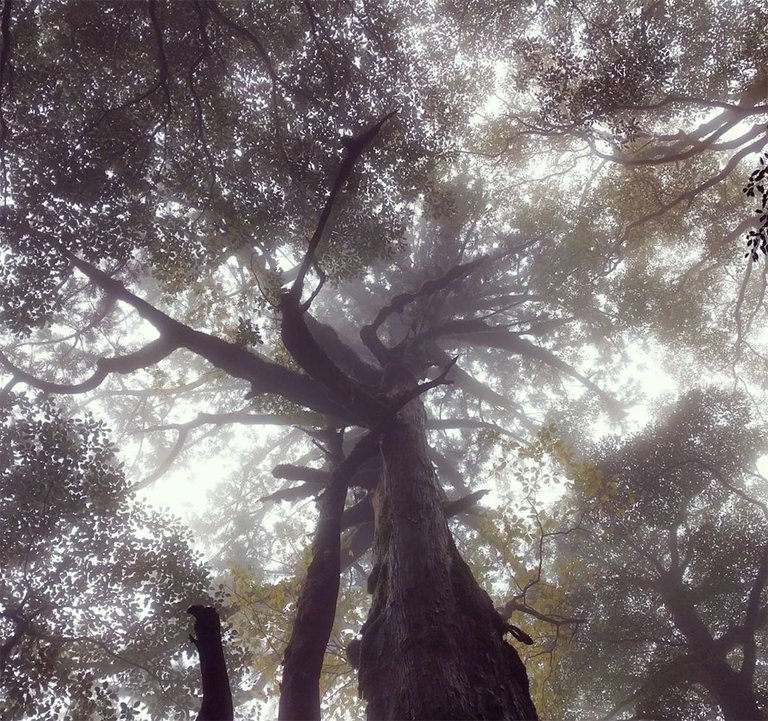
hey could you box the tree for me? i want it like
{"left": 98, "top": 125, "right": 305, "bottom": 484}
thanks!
{"left": 472, "top": 0, "right": 768, "bottom": 377}
{"left": 0, "top": 393, "right": 217, "bottom": 720}
{"left": 0, "top": 2, "right": 557, "bottom": 718}
{"left": 546, "top": 390, "right": 768, "bottom": 720}
{"left": 1, "top": 1, "right": 767, "bottom": 719}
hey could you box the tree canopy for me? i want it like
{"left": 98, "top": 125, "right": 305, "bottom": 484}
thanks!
{"left": 545, "top": 390, "right": 768, "bottom": 720}
{"left": 0, "top": 393, "right": 216, "bottom": 719}
{"left": 0, "top": 1, "right": 767, "bottom": 719}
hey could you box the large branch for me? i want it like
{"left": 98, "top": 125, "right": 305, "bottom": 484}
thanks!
{"left": 272, "top": 464, "right": 330, "bottom": 485}
{"left": 0, "top": 337, "right": 177, "bottom": 395}
{"left": 423, "top": 343, "right": 539, "bottom": 433}
{"left": 434, "top": 323, "right": 615, "bottom": 404}
{"left": 290, "top": 110, "right": 397, "bottom": 301}
{"left": 64, "top": 252, "right": 349, "bottom": 418}
{"left": 209, "top": 2, "right": 281, "bottom": 89}
{"left": 280, "top": 291, "right": 386, "bottom": 424}
{"left": 359, "top": 254, "right": 496, "bottom": 364}
{"left": 620, "top": 133, "right": 768, "bottom": 242}
{"left": 278, "top": 430, "right": 380, "bottom": 721}
{"left": 713, "top": 605, "right": 768, "bottom": 656}
{"left": 427, "top": 417, "right": 521, "bottom": 439}
{"left": 591, "top": 120, "right": 765, "bottom": 168}
{"left": 144, "top": 411, "right": 305, "bottom": 433}
{"left": 304, "top": 313, "right": 382, "bottom": 386}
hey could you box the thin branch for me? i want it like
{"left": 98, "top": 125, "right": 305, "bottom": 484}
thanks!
{"left": 132, "top": 427, "right": 190, "bottom": 490}
{"left": 360, "top": 254, "right": 496, "bottom": 363}
{"left": 620, "top": 133, "right": 768, "bottom": 242}
{"left": 291, "top": 110, "right": 397, "bottom": 303}
{"left": 142, "top": 411, "right": 301, "bottom": 433}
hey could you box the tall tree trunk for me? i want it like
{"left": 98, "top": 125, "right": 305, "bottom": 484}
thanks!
{"left": 358, "top": 399, "right": 537, "bottom": 720}
{"left": 278, "top": 473, "right": 348, "bottom": 721}
{"left": 278, "top": 429, "right": 379, "bottom": 720}
{"left": 188, "top": 606, "right": 234, "bottom": 721}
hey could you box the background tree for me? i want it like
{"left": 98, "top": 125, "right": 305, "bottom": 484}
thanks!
{"left": 0, "top": 393, "right": 225, "bottom": 720}
{"left": 544, "top": 390, "right": 768, "bottom": 720}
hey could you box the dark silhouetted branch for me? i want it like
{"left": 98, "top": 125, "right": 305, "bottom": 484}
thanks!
{"left": 0, "top": 338, "right": 177, "bottom": 395}
{"left": 279, "top": 291, "right": 386, "bottom": 424}
{"left": 291, "top": 110, "right": 397, "bottom": 302}
{"left": 272, "top": 464, "right": 330, "bottom": 485}
{"left": 63, "top": 251, "right": 349, "bottom": 418}
{"left": 278, "top": 430, "right": 379, "bottom": 720}
{"left": 188, "top": 606, "right": 233, "bottom": 721}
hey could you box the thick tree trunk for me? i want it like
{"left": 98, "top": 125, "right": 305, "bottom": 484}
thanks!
{"left": 358, "top": 399, "right": 537, "bottom": 720}
{"left": 187, "top": 606, "right": 234, "bottom": 721}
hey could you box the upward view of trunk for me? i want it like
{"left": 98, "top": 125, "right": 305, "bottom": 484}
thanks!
{"left": 358, "top": 399, "right": 537, "bottom": 720}
{"left": 278, "top": 473, "right": 348, "bottom": 721}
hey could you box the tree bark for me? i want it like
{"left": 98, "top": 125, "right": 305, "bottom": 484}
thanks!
{"left": 187, "top": 606, "right": 234, "bottom": 721}
{"left": 278, "top": 430, "right": 379, "bottom": 720}
{"left": 278, "top": 474, "right": 348, "bottom": 721}
{"left": 358, "top": 399, "right": 537, "bottom": 720}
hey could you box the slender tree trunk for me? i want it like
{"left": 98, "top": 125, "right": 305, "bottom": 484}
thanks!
{"left": 358, "top": 399, "right": 537, "bottom": 720}
{"left": 278, "top": 473, "right": 348, "bottom": 721}
{"left": 278, "top": 429, "right": 379, "bottom": 720}
{"left": 187, "top": 606, "right": 234, "bottom": 721}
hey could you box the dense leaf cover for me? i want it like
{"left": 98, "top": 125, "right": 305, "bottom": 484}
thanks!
{"left": 0, "top": 394, "right": 215, "bottom": 720}
{"left": 546, "top": 391, "right": 768, "bottom": 719}
{"left": 0, "top": 0, "right": 767, "bottom": 718}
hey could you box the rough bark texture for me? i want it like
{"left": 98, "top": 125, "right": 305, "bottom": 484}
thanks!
{"left": 187, "top": 606, "right": 233, "bottom": 721}
{"left": 358, "top": 400, "right": 538, "bottom": 720}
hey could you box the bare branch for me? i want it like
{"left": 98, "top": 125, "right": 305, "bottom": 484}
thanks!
{"left": 272, "top": 464, "right": 330, "bottom": 485}
{"left": 142, "top": 411, "right": 302, "bottom": 433}
{"left": 360, "top": 254, "right": 496, "bottom": 363}
{"left": 291, "top": 110, "right": 397, "bottom": 302}
{"left": 0, "top": 337, "right": 177, "bottom": 395}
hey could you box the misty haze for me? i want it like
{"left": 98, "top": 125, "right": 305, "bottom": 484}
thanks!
{"left": 0, "top": 1, "right": 767, "bottom": 720}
